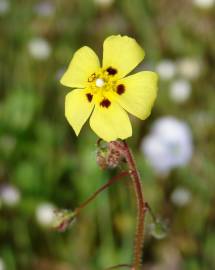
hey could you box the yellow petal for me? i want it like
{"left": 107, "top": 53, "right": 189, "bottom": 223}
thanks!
{"left": 89, "top": 102, "right": 132, "bottom": 142}
{"left": 102, "top": 35, "right": 144, "bottom": 79}
{"left": 115, "top": 71, "right": 158, "bottom": 120}
{"left": 65, "top": 89, "right": 94, "bottom": 135}
{"left": 61, "top": 46, "right": 100, "bottom": 88}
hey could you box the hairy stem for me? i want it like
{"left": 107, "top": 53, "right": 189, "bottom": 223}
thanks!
{"left": 105, "top": 264, "right": 132, "bottom": 269}
{"left": 75, "top": 171, "right": 129, "bottom": 215}
{"left": 122, "top": 141, "right": 145, "bottom": 270}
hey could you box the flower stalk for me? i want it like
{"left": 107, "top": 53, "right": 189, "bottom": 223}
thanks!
{"left": 105, "top": 264, "right": 132, "bottom": 269}
{"left": 59, "top": 34, "right": 159, "bottom": 270}
{"left": 124, "top": 142, "right": 145, "bottom": 270}
{"left": 53, "top": 171, "right": 129, "bottom": 232}
{"left": 109, "top": 141, "right": 146, "bottom": 270}
{"left": 75, "top": 171, "right": 129, "bottom": 214}
{"left": 55, "top": 140, "right": 148, "bottom": 270}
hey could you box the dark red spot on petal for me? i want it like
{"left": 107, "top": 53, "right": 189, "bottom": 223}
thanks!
{"left": 106, "top": 67, "right": 117, "bottom": 75}
{"left": 86, "top": 93, "right": 93, "bottom": 102}
{"left": 100, "top": 99, "right": 111, "bottom": 108}
{"left": 117, "top": 84, "right": 125, "bottom": 95}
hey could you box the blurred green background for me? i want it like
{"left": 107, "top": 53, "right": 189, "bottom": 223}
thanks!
{"left": 0, "top": 0, "right": 215, "bottom": 269}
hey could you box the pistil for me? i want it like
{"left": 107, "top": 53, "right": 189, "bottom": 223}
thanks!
{"left": 96, "top": 78, "right": 105, "bottom": 88}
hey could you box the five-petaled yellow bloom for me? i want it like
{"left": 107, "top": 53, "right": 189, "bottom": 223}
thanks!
{"left": 60, "top": 35, "right": 158, "bottom": 142}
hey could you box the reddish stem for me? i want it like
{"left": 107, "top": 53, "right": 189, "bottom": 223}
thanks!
{"left": 121, "top": 141, "right": 145, "bottom": 270}
{"left": 76, "top": 140, "right": 146, "bottom": 270}
{"left": 105, "top": 264, "right": 132, "bottom": 269}
{"left": 75, "top": 171, "right": 129, "bottom": 215}
{"left": 109, "top": 141, "right": 146, "bottom": 269}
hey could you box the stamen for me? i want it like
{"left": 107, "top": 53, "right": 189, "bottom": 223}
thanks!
{"left": 117, "top": 84, "right": 125, "bottom": 95}
{"left": 106, "top": 67, "right": 117, "bottom": 75}
{"left": 88, "top": 73, "right": 96, "bottom": 82}
{"left": 86, "top": 93, "right": 93, "bottom": 102}
{"left": 100, "top": 99, "right": 111, "bottom": 108}
{"left": 96, "top": 78, "right": 105, "bottom": 88}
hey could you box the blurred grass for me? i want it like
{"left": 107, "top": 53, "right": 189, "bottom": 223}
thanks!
{"left": 0, "top": 0, "right": 215, "bottom": 269}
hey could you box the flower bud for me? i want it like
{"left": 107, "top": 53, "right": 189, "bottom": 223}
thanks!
{"left": 96, "top": 140, "right": 124, "bottom": 169}
{"left": 149, "top": 219, "right": 168, "bottom": 240}
{"left": 52, "top": 209, "right": 77, "bottom": 232}
{"left": 106, "top": 147, "right": 121, "bottom": 168}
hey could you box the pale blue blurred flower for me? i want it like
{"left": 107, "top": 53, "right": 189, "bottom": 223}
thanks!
{"left": 0, "top": 0, "right": 10, "bottom": 15}
{"left": 141, "top": 117, "right": 193, "bottom": 174}
{"left": 0, "top": 184, "right": 21, "bottom": 207}
{"left": 34, "top": 1, "right": 55, "bottom": 17}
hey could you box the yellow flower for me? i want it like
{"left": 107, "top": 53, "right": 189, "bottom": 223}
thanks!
{"left": 60, "top": 35, "right": 158, "bottom": 142}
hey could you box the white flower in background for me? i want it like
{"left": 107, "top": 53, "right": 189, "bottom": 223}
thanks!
{"left": 0, "top": 185, "right": 21, "bottom": 207}
{"left": 28, "top": 37, "right": 51, "bottom": 60}
{"left": 177, "top": 58, "right": 201, "bottom": 80}
{"left": 141, "top": 117, "right": 193, "bottom": 174}
{"left": 0, "top": 0, "right": 10, "bottom": 15}
{"left": 155, "top": 59, "right": 176, "bottom": 80}
{"left": 0, "top": 258, "right": 5, "bottom": 270}
{"left": 171, "top": 187, "right": 192, "bottom": 207}
{"left": 169, "top": 79, "right": 192, "bottom": 103}
{"left": 94, "top": 0, "right": 114, "bottom": 8}
{"left": 36, "top": 203, "right": 55, "bottom": 227}
{"left": 34, "top": 1, "right": 55, "bottom": 17}
{"left": 193, "top": 0, "right": 215, "bottom": 9}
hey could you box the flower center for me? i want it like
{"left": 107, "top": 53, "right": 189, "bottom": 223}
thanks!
{"left": 95, "top": 78, "right": 105, "bottom": 88}
{"left": 86, "top": 68, "right": 126, "bottom": 107}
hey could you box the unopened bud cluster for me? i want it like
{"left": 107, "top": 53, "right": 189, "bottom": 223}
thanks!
{"left": 96, "top": 140, "right": 125, "bottom": 169}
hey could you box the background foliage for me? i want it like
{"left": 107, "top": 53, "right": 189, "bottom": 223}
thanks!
{"left": 0, "top": 0, "right": 215, "bottom": 269}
